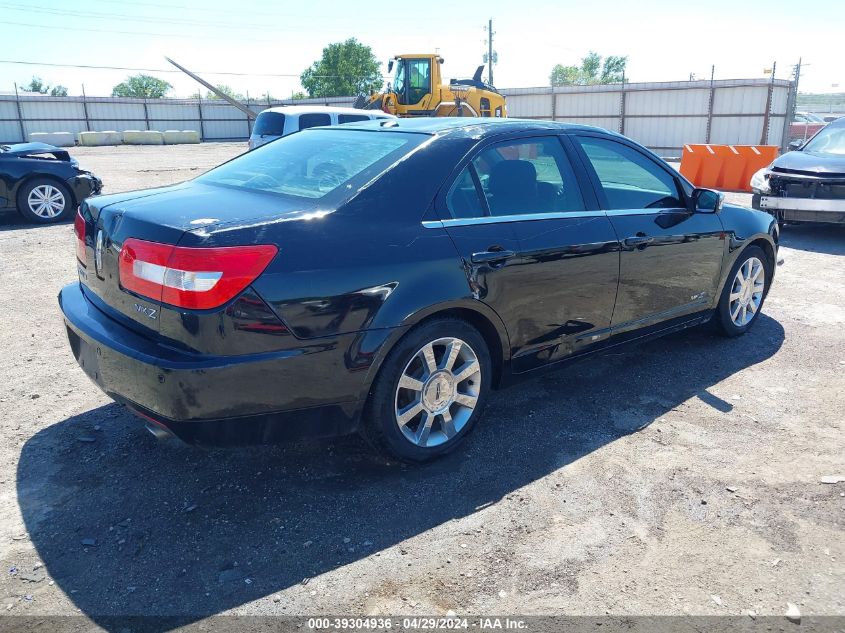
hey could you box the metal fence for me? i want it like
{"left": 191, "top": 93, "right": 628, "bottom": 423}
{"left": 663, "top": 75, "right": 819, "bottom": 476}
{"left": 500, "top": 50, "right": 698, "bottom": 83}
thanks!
{"left": 0, "top": 94, "right": 357, "bottom": 145}
{"left": 1, "top": 78, "right": 795, "bottom": 157}
{"left": 502, "top": 78, "right": 795, "bottom": 157}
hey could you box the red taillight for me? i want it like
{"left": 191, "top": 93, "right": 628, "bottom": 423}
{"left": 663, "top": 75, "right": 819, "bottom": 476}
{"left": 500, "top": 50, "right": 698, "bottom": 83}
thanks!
{"left": 119, "top": 238, "right": 277, "bottom": 310}
{"left": 74, "top": 208, "right": 87, "bottom": 265}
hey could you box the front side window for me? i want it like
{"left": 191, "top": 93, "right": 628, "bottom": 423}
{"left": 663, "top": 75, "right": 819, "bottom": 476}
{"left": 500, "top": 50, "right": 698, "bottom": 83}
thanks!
{"left": 469, "top": 137, "right": 585, "bottom": 217}
{"left": 576, "top": 136, "right": 684, "bottom": 210}
{"left": 298, "top": 113, "right": 331, "bottom": 131}
{"left": 197, "top": 129, "right": 419, "bottom": 200}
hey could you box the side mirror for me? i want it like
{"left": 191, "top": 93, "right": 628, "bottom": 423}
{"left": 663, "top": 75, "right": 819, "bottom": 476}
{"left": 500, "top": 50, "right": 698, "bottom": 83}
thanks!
{"left": 788, "top": 139, "right": 804, "bottom": 151}
{"left": 692, "top": 188, "right": 724, "bottom": 213}
{"left": 387, "top": 60, "right": 394, "bottom": 73}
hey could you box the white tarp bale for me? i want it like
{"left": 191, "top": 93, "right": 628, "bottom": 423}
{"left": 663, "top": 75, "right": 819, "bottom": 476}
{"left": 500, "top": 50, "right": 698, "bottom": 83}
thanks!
{"left": 122, "top": 130, "right": 164, "bottom": 145}
{"left": 163, "top": 130, "right": 200, "bottom": 144}
{"left": 29, "top": 132, "right": 76, "bottom": 147}
{"left": 77, "top": 131, "right": 122, "bottom": 146}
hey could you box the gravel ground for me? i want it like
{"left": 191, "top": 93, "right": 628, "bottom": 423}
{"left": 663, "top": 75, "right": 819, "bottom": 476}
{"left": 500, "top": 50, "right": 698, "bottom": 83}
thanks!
{"left": 0, "top": 143, "right": 843, "bottom": 626}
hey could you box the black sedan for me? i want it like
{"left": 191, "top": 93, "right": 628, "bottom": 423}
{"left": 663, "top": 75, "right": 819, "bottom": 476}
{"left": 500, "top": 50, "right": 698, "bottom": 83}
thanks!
{"left": 1, "top": 142, "right": 102, "bottom": 223}
{"left": 752, "top": 115, "right": 845, "bottom": 225}
{"left": 60, "top": 119, "right": 778, "bottom": 461}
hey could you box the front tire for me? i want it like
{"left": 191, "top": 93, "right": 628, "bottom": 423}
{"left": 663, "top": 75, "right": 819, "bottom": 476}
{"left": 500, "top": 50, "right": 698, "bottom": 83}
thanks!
{"left": 16, "top": 178, "right": 74, "bottom": 224}
{"left": 715, "top": 245, "right": 771, "bottom": 337}
{"left": 361, "top": 318, "right": 492, "bottom": 462}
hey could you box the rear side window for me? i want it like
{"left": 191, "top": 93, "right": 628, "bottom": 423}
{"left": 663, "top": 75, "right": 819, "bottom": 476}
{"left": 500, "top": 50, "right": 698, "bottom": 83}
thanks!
{"left": 338, "top": 114, "right": 369, "bottom": 124}
{"left": 298, "top": 113, "right": 331, "bottom": 131}
{"left": 576, "top": 136, "right": 683, "bottom": 210}
{"left": 253, "top": 111, "right": 285, "bottom": 136}
{"left": 197, "top": 129, "right": 420, "bottom": 200}
{"left": 447, "top": 168, "right": 485, "bottom": 218}
{"left": 470, "top": 137, "right": 585, "bottom": 216}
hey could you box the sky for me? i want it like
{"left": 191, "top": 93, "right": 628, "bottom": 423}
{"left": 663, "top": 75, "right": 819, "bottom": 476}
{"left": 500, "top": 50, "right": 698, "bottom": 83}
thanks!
{"left": 0, "top": 0, "right": 842, "bottom": 98}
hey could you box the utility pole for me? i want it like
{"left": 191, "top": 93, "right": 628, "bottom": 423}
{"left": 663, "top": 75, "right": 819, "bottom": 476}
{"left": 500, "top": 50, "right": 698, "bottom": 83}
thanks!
{"left": 483, "top": 19, "right": 496, "bottom": 85}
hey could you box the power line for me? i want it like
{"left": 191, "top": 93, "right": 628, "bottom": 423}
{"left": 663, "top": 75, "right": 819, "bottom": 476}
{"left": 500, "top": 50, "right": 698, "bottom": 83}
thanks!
{"left": 0, "top": 19, "right": 301, "bottom": 42}
{"left": 0, "top": 58, "right": 388, "bottom": 80}
{"left": 0, "top": 1, "right": 303, "bottom": 33}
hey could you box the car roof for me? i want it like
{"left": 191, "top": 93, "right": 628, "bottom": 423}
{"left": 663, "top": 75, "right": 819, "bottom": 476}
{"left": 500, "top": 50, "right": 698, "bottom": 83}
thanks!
{"left": 258, "top": 105, "right": 395, "bottom": 117}
{"left": 329, "top": 117, "right": 612, "bottom": 138}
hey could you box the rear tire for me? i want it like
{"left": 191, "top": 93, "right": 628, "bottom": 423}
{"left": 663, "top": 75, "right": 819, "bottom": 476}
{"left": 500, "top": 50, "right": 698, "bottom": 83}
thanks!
{"left": 16, "top": 178, "right": 74, "bottom": 224}
{"left": 361, "top": 318, "right": 492, "bottom": 462}
{"left": 715, "top": 245, "right": 771, "bottom": 337}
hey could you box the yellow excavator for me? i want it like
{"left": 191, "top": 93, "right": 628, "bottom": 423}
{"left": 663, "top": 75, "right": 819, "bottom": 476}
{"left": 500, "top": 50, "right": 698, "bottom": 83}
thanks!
{"left": 359, "top": 54, "right": 507, "bottom": 118}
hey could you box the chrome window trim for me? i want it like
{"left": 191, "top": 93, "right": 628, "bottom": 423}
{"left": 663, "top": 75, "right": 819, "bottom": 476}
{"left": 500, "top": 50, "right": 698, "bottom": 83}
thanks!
{"left": 422, "top": 210, "right": 606, "bottom": 229}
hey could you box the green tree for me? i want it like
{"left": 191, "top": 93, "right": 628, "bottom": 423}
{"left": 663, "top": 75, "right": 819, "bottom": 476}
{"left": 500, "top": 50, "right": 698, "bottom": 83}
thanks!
{"left": 111, "top": 74, "right": 172, "bottom": 98}
{"left": 550, "top": 52, "right": 628, "bottom": 86}
{"left": 600, "top": 55, "right": 627, "bottom": 83}
{"left": 50, "top": 85, "right": 68, "bottom": 97}
{"left": 290, "top": 91, "right": 306, "bottom": 100}
{"left": 300, "top": 38, "right": 381, "bottom": 98}
{"left": 21, "top": 76, "right": 49, "bottom": 94}
{"left": 206, "top": 84, "right": 244, "bottom": 100}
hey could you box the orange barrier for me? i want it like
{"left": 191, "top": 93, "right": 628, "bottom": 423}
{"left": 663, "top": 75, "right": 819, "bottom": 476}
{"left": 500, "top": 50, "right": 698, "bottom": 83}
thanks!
{"left": 679, "top": 144, "right": 779, "bottom": 192}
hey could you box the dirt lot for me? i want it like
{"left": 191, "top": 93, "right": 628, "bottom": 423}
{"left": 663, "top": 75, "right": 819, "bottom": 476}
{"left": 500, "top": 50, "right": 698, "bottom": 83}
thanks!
{"left": 0, "top": 143, "right": 843, "bottom": 627}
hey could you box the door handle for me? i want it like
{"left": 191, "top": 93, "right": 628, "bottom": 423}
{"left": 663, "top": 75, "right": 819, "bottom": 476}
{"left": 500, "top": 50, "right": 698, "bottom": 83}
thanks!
{"left": 624, "top": 234, "right": 654, "bottom": 248}
{"left": 470, "top": 249, "right": 516, "bottom": 265}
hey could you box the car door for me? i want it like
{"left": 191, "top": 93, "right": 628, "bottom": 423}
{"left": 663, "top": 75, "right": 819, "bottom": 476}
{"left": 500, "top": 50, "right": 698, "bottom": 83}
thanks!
{"left": 434, "top": 134, "right": 620, "bottom": 373}
{"left": 571, "top": 133, "right": 725, "bottom": 334}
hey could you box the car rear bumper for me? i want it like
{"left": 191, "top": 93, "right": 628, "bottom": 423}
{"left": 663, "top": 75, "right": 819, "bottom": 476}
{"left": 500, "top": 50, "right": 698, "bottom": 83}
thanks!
{"left": 59, "top": 282, "right": 364, "bottom": 445}
{"left": 754, "top": 194, "right": 845, "bottom": 223}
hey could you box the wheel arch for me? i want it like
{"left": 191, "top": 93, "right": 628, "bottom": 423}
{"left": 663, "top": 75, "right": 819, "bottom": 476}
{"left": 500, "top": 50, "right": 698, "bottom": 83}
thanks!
{"left": 362, "top": 300, "right": 511, "bottom": 400}
{"left": 714, "top": 233, "right": 777, "bottom": 302}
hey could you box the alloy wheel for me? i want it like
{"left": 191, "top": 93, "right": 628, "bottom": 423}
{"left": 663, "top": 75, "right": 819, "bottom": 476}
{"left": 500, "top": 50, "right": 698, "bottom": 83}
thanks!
{"left": 27, "top": 184, "right": 66, "bottom": 219}
{"left": 729, "top": 256, "right": 765, "bottom": 327}
{"left": 394, "top": 336, "right": 482, "bottom": 448}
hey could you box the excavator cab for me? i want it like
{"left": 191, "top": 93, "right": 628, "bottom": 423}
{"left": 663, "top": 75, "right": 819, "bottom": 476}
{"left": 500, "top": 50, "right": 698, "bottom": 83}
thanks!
{"left": 390, "top": 56, "right": 434, "bottom": 107}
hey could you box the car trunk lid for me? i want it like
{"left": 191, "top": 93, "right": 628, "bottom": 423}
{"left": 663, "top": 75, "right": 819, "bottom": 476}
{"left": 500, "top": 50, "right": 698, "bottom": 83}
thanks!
{"left": 78, "top": 182, "right": 315, "bottom": 336}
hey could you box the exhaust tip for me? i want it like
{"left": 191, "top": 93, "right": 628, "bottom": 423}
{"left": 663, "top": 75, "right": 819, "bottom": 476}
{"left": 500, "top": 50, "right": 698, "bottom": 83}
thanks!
{"left": 145, "top": 423, "right": 175, "bottom": 441}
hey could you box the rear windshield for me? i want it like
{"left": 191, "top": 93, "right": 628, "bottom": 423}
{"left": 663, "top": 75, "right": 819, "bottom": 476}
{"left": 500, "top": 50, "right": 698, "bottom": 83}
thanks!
{"left": 197, "top": 129, "right": 422, "bottom": 200}
{"left": 253, "top": 111, "right": 285, "bottom": 137}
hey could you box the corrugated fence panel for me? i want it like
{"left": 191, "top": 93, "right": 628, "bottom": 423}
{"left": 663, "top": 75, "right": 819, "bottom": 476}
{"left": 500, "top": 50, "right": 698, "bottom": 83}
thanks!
{"left": 149, "top": 120, "right": 202, "bottom": 132}
{"left": 710, "top": 117, "right": 767, "bottom": 145}
{"left": 625, "top": 116, "right": 709, "bottom": 150}
{"left": 767, "top": 116, "right": 786, "bottom": 147}
{"left": 626, "top": 89, "right": 710, "bottom": 116}
{"left": 506, "top": 93, "right": 551, "bottom": 118}
{"left": 713, "top": 86, "right": 769, "bottom": 114}
{"left": 201, "top": 119, "right": 250, "bottom": 140}
{"left": 555, "top": 92, "right": 620, "bottom": 117}
{"left": 20, "top": 98, "right": 86, "bottom": 121}
{"left": 556, "top": 116, "right": 620, "bottom": 131}
{"left": 0, "top": 100, "right": 22, "bottom": 142}
{"left": 146, "top": 102, "right": 199, "bottom": 121}
{"left": 86, "top": 101, "right": 146, "bottom": 121}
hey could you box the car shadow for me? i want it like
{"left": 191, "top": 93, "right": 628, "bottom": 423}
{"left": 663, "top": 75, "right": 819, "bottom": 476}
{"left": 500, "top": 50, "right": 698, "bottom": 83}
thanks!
{"left": 780, "top": 223, "right": 845, "bottom": 256}
{"left": 16, "top": 316, "right": 785, "bottom": 630}
{"left": 0, "top": 208, "right": 71, "bottom": 231}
